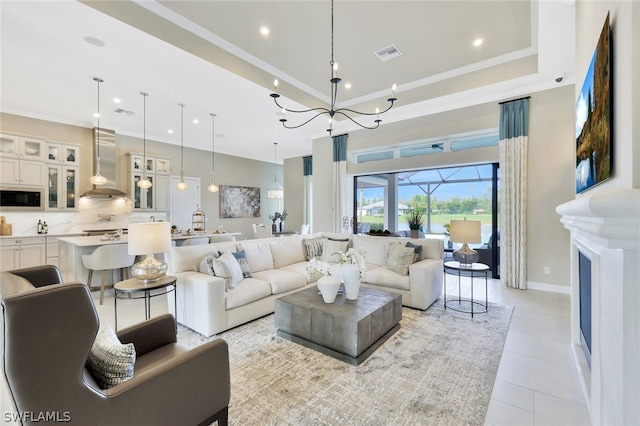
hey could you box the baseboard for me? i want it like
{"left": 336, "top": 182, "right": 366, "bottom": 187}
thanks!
{"left": 527, "top": 280, "right": 571, "bottom": 294}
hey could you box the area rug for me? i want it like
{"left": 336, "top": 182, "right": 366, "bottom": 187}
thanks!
{"left": 178, "top": 299, "right": 513, "bottom": 426}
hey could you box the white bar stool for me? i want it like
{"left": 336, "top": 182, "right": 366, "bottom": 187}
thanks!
{"left": 82, "top": 244, "right": 135, "bottom": 305}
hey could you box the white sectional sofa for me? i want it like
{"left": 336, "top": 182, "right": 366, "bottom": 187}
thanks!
{"left": 166, "top": 234, "right": 444, "bottom": 336}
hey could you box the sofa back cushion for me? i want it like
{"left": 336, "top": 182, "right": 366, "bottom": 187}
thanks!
{"left": 238, "top": 240, "right": 274, "bottom": 273}
{"left": 269, "top": 235, "right": 305, "bottom": 269}
{"left": 169, "top": 242, "right": 237, "bottom": 273}
{"left": 351, "top": 235, "right": 443, "bottom": 266}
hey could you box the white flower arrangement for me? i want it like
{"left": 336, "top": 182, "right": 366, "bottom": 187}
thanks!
{"left": 306, "top": 248, "right": 366, "bottom": 280}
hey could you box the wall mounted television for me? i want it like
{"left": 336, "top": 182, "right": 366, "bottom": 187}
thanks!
{"left": 575, "top": 13, "right": 612, "bottom": 194}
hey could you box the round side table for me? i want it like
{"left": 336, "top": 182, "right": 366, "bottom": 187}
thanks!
{"left": 114, "top": 275, "right": 177, "bottom": 330}
{"left": 443, "top": 261, "right": 489, "bottom": 317}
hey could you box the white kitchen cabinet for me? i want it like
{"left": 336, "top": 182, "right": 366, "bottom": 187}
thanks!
{"left": 46, "top": 142, "right": 80, "bottom": 166}
{"left": 46, "top": 165, "right": 79, "bottom": 210}
{"left": 121, "top": 152, "right": 170, "bottom": 211}
{"left": 0, "top": 237, "right": 46, "bottom": 271}
{"left": 0, "top": 134, "right": 46, "bottom": 161}
{"left": 0, "top": 157, "right": 45, "bottom": 186}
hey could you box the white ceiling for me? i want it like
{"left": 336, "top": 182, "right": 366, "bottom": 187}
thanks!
{"left": 0, "top": 0, "right": 575, "bottom": 164}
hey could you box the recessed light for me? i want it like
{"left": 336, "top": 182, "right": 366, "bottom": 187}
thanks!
{"left": 345, "top": 83, "right": 352, "bottom": 89}
{"left": 473, "top": 38, "right": 483, "bottom": 47}
{"left": 168, "top": 129, "right": 173, "bottom": 134}
{"left": 113, "top": 98, "right": 121, "bottom": 104}
{"left": 93, "top": 113, "right": 100, "bottom": 118}
{"left": 193, "top": 119, "right": 199, "bottom": 124}
{"left": 260, "top": 26, "right": 270, "bottom": 36}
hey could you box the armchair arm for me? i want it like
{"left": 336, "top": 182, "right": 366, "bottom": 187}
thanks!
{"left": 8, "top": 265, "right": 63, "bottom": 287}
{"left": 116, "top": 314, "right": 176, "bottom": 357}
{"left": 98, "top": 338, "right": 230, "bottom": 426}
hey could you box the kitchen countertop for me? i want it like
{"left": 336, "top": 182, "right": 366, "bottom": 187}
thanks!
{"left": 58, "top": 232, "right": 241, "bottom": 247}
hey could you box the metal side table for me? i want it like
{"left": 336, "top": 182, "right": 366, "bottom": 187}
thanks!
{"left": 114, "top": 275, "right": 177, "bottom": 330}
{"left": 443, "top": 261, "right": 489, "bottom": 317}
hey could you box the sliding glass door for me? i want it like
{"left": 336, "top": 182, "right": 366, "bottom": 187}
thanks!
{"left": 354, "top": 163, "right": 500, "bottom": 278}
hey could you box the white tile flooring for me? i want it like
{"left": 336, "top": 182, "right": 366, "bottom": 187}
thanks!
{"left": 2, "top": 277, "right": 592, "bottom": 425}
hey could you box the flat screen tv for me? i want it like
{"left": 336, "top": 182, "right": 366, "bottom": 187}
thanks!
{"left": 575, "top": 13, "right": 612, "bottom": 194}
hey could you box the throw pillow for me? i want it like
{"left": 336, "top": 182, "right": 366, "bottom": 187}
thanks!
{"left": 303, "top": 236, "right": 324, "bottom": 260}
{"left": 86, "top": 327, "right": 136, "bottom": 389}
{"left": 386, "top": 243, "right": 415, "bottom": 276}
{"left": 214, "top": 251, "right": 244, "bottom": 290}
{"left": 231, "top": 250, "right": 252, "bottom": 279}
{"left": 321, "top": 239, "right": 349, "bottom": 263}
{"left": 383, "top": 241, "right": 403, "bottom": 264}
{"left": 405, "top": 242, "right": 423, "bottom": 263}
{"left": 198, "top": 251, "right": 221, "bottom": 275}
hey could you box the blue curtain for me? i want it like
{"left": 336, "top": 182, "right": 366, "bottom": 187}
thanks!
{"left": 333, "top": 134, "right": 347, "bottom": 162}
{"left": 499, "top": 98, "right": 529, "bottom": 139}
{"left": 303, "top": 156, "right": 313, "bottom": 176}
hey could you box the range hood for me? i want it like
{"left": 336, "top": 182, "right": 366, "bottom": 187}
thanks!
{"left": 81, "top": 128, "right": 128, "bottom": 198}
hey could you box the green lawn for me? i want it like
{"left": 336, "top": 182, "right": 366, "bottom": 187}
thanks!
{"left": 360, "top": 213, "right": 493, "bottom": 228}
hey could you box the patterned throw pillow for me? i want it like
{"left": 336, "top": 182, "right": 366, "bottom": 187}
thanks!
{"left": 322, "top": 239, "right": 349, "bottom": 263}
{"left": 303, "top": 236, "right": 324, "bottom": 260}
{"left": 386, "top": 243, "right": 416, "bottom": 276}
{"left": 198, "top": 251, "right": 221, "bottom": 275}
{"left": 231, "top": 250, "right": 252, "bottom": 279}
{"left": 214, "top": 252, "right": 244, "bottom": 290}
{"left": 86, "top": 327, "right": 136, "bottom": 389}
{"left": 405, "top": 242, "right": 423, "bottom": 263}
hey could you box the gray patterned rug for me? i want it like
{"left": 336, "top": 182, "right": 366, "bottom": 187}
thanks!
{"left": 178, "top": 299, "right": 513, "bottom": 426}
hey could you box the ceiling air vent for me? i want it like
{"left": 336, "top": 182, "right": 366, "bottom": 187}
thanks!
{"left": 114, "top": 108, "right": 134, "bottom": 116}
{"left": 374, "top": 44, "right": 402, "bottom": 62}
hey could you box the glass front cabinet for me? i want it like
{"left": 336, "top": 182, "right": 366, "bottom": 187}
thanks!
{"left": 123, "top": 153, "right": 170, "bottom": 211}
{"left": 46, "top": 165, "right": 79, "bottom": 210}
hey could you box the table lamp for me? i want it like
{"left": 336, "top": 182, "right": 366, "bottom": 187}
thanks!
{"left": 450, "top": 219, "right": 481, "bottom": 267}
{"left": 128, "top": 222, "right": 171, "bottom": 283}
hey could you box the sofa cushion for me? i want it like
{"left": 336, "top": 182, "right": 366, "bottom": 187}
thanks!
{"left": 365, "top": 266, "right": 411, "bottom": 291}
{"left": 170, "top": 242, "right": 237, "bottom": 273}
{"left": 231, "top": 251, "right": 252, "bottom": 278}
{"left": 405, "top": 242, "right": 423, "bottom": 263}
{"left": 386, "top": 243, "right": 415, "bottom": 275}
{"left": 321, "top": 239, "right": 349, "bottom": 263}
{"left": 302, "top": 235, "right": 324, "bottom": 260}
{"left": 251, "top": 269, "right": 307, "bottom": 294}
{"left": 214, "top": 252, "right": 244, "bottom": 290}
{"left": 86, "top": 326, "right": 135, "bottom": 389}
{"left": 280, "top": 261, "right": 321, "bottom": 283}
{"left": 238, "top": 241, "right": 273, "bottom": 273}
{"left": 269, "top": 235, "right": 305, "bottom": 269}
{"left": 198, "top": 251, "right": 221, "bottom": 275}
{"left": 225, "top": 278, "right": 273, "bottom": 310}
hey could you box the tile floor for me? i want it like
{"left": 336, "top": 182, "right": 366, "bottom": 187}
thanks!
{"left": 2, "top": 276, "right": 592, "bottom": 425}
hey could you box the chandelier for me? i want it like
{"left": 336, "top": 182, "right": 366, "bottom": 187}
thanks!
{"left": 207, "top": 113, "right": 219, "bottom": 193}
{"left": 270, "top": 0, "right": 397, "bottom": 134}
{"left": 137, "top": 91, "right": 152, "bottom": 189}
{"left": 176, "top": 103, "right": 188, "bottom": 191}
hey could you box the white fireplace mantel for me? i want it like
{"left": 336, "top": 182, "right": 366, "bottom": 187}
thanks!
{"left": 556, "top": 188, "right": 640, "bottom": 426}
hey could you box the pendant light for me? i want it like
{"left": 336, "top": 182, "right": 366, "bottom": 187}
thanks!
{"left": 137, "top": 91, "right": 152, "bottom": 189}
{"left": 90, "top": 77, "right": 108, "bottom": 186}
{"left": 267, "top": 142, "right": 283, "bottom": 199}
{"left": 176, "top": 103, "right": 188, "bottom": 191}
{"left": 207, "top": 113, "right": 219, "bottom": 193}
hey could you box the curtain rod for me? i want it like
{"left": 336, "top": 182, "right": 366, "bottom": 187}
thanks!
{"left": 499, "top": 96, "right": 530, "bottom": 105}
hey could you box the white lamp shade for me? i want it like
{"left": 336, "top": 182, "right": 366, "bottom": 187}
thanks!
{"left": 128, "top": 222, "right": 171, "bottom": 255}
{"left": 267, "top": 187, "right": 283, "bottom": 199}
{"left": 450, "top": 220, "right": 481, "bottom": 244}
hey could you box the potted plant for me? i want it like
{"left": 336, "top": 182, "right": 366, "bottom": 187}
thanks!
{"left": 405, "top": 206, "right": 425, "bottom": 238}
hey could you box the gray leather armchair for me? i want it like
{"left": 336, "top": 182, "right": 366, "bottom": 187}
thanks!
{"left": 1, "top": 266, "right": 230, "bottom": 426}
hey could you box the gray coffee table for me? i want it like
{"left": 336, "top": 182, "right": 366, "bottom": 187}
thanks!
{"left": 275, "top": 286, "right": 402, "bottom": 365}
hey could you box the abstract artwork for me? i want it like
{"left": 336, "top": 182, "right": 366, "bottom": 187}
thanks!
{"left": 219, "top": 185, "right": 260, "bottom": 218}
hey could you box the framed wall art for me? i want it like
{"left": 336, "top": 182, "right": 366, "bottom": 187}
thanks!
{"left": 219, "top": 185, "right": 260, "bottom": 218}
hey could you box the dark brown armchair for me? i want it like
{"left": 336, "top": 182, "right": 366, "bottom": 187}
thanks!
{"left": 1, "top": 266, "right": 230, "bottom": 426}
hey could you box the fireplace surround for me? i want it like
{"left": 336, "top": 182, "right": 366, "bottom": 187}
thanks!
{"left": 557, "top": 188, "right": 640, "bottom": 425}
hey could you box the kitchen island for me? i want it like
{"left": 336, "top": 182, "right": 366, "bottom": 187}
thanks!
{"left": 58, "top": 232, "right": 240, "bottom": 285}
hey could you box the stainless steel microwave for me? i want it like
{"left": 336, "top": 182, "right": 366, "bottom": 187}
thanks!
{"left": 0, "top": 188, "right": 44, "bottom": 210}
